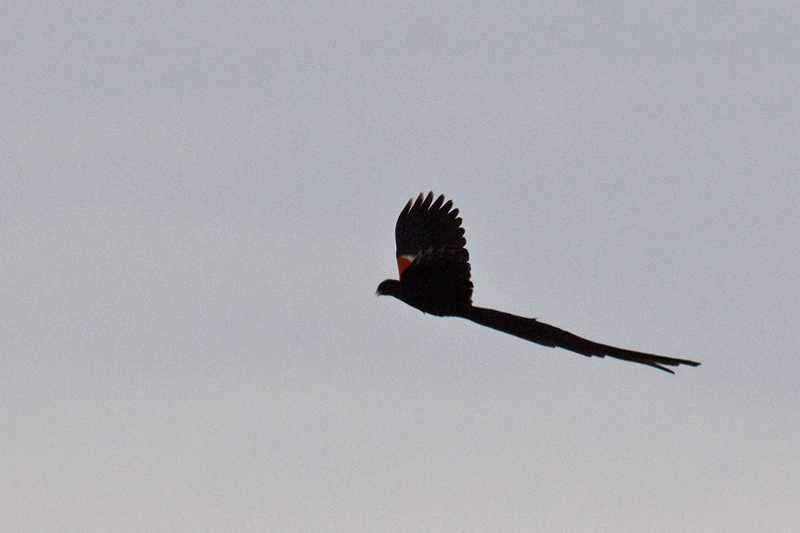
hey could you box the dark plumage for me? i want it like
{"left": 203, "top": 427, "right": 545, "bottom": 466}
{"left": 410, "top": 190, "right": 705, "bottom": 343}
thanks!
{"left": 377, "top": 192, "right": 701, "bottom": 374}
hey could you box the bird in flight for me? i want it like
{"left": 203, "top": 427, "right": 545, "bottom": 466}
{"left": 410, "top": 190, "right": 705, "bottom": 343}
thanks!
{"left": 377, "top": 192, "right": 700, "bottom": 373}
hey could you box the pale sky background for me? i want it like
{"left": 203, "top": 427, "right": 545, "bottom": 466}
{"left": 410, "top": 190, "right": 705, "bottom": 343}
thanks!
{"left": 2, "top": 2, "right": 799, "bottom": 532}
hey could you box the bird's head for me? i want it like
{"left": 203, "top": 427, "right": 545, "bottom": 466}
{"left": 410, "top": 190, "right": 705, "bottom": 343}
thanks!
{"left": 376, "top": 279, "right": 402, "bottom": 297}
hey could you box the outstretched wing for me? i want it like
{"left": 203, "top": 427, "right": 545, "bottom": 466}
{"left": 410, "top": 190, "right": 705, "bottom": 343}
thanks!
{"left": 395, "top": 192, "right": 467, "bottom": 273}
{"left": 394, "top": 192, "right": 473, "bottom": 314}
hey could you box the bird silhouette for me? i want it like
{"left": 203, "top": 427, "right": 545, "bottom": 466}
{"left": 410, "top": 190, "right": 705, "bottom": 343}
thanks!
{"left": 377, "top": 192, "right": 700, "bottom": 373}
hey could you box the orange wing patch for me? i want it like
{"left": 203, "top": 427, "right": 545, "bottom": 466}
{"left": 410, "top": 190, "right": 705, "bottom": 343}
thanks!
{"left": 397, "top": 255, "right": 416, "bottom": 276}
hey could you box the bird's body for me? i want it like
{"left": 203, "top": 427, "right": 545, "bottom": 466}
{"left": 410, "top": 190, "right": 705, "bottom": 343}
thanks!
{"left": 377, "top": 192, "right": 700, "bottom": 373}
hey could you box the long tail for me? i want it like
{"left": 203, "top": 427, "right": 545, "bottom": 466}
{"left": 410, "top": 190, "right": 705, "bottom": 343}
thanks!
{"left": 461, "top": 306, "right": 700, "bottom": 373}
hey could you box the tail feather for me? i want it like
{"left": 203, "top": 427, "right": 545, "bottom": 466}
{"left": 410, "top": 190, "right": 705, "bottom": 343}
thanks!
{"left": 462, "top": 306, "right": 700, "bottom": 373}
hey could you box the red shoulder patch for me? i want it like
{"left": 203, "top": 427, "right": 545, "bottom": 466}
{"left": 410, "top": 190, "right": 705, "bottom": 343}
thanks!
{"left": 397, "top": 255, "right": 415, "bottom": 276}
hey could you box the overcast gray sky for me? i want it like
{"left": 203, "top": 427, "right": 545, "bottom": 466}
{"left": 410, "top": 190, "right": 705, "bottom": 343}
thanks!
{"left": 3, "top": 1, "right": 799, "bottom": 531}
